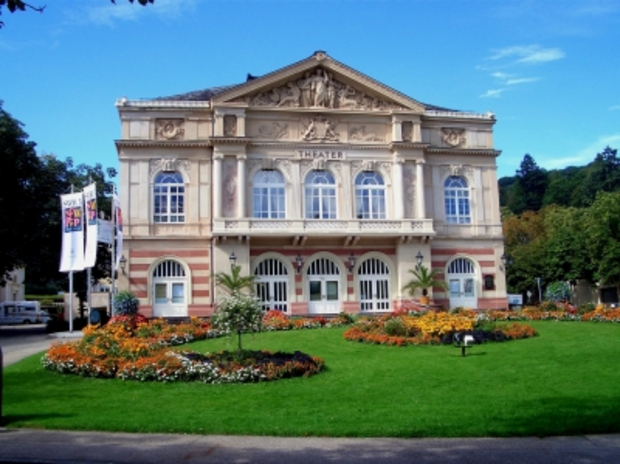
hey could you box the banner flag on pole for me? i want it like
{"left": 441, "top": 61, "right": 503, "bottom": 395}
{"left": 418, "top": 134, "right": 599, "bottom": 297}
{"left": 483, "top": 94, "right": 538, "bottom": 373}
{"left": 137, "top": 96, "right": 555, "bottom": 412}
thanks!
{"left": 113, "top": 193, "right": 123, "bottom": 271}
{"left": 59, "top": 192, "right": 85, "bottom": 272}
{"left": 83, "top": 183, "right": 98, "bottom": 268}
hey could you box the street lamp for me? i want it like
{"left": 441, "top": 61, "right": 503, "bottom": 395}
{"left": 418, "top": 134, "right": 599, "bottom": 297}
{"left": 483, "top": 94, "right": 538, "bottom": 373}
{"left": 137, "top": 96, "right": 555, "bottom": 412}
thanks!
{"left": 347, "top": 253, "right": 357, "bottom": 273}
{"left": 119, "top": 255, "right": 127, "bottom": 276}
{"left": 229, "top": 252, "right": 237, "bottom": 269}
{"left": 415, "top": 251, "right": 424, "bottom": 270}
{"left": 295, "top": 254, "right": 304, "bottom": 274}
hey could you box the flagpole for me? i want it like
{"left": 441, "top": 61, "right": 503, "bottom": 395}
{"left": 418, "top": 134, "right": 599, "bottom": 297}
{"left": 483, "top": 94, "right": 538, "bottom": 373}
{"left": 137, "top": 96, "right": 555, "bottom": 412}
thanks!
{"left": 69, "top": 185, "right": 74, "bottom": 334}
{"left": 110, "top": 183, "right": 116, "bottom": 317}
{"left": 87, "top": 176, "right": 92, "bottom": 326}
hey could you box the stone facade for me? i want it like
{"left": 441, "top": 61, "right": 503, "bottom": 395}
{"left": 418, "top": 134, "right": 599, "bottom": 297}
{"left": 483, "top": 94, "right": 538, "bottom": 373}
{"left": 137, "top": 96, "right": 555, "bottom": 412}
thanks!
{"left": 115, "top": 51, "right": 507, "bottom": 318}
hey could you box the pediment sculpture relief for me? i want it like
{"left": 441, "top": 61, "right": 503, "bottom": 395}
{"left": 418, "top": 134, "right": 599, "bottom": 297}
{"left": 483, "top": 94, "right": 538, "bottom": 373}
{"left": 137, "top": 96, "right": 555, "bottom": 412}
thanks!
{"left": 301, "top": 115, "right": 339, "bottom": 142}
{"left": 349, "top": 125, "right": 384, "bottom": 142}
{"left": 155, "top": 119, "right": 185, "bottom": 140}
{"left": 234, "top": 68, "right": 407, "bottom": 111}
{"left": 256, "top": 122, "right": 289, "bottom": 139}
{"left": 441, "top": 128, "right": 466, "bottom": 148}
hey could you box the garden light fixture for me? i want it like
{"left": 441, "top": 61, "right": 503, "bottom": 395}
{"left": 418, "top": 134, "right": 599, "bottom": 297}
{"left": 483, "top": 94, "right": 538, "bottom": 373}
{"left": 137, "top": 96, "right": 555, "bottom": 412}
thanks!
{"left": 295, "top": 254, "right": 304, "bottom": 274}
{"left": 348, "top": 253, "right": 357, "bottom": 273}
{"left": 229, "top": 252, "right": 237, "bottom": 269}
{"left": 119, "top": 255, "right": 127, "bottom": 276}
{"left": 415, "top": 251, "right": 424, "bottom": 270}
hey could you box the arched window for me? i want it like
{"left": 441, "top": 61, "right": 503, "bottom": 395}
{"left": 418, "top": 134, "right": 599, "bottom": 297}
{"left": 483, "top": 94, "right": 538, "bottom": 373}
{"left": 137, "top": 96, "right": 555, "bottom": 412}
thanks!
{"left": 254, "top": 258, "right": 289, "bottom": 312}
{"left": 153, "top": 172, "right": 185, "bottom": 223}
{"left": 253, "top": 170, "right": 286, "bottom": 218}
{"left": 152, "top": 259, "right": 188, "bottom": 317}
{"left": 444, "top": 176, "right": 470, "bottom": 224}
{"left": 355, "top": 172, "right": 386, "bottom": 219}
{"left": 305, "top": 170, "right": 336, "bottom": 219}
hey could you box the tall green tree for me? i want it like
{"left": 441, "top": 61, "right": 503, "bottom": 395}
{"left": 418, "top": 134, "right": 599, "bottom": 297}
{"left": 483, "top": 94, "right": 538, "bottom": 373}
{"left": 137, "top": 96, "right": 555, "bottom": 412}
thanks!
{"left": 506, "top": 154, "right": 548, "bottom": 214}
{"left": 581, "top": 146, "right": 620, "bottom": 206}
{"left": 0, "top": 101, "right": 42, "bottom": 283}
{"left": 584, "top": 191, "right": 620, "bottom": 286}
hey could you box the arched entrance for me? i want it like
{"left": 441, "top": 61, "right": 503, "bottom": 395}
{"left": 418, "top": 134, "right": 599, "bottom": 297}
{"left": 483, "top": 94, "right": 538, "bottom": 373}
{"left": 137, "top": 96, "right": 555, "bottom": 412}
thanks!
{"left": 447, "top": 257, "right": 477, "bottom": 309}
{"left": 152, "top": 259, "right": 188, "bottom": 317}
{"left": 254, "top": 258, "right": 289, "bottom": 312}
{"left": 307, "top": 257, "right": 340, "bottom": 314}
{"left": 358, "top": 257, "right": 391, "bottom": 312}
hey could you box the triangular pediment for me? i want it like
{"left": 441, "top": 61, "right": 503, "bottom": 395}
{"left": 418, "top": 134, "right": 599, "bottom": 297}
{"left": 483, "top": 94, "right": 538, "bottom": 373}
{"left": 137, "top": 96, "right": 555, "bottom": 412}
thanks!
{"left": 212, "top": 51, "right": 425, "bottom": 113}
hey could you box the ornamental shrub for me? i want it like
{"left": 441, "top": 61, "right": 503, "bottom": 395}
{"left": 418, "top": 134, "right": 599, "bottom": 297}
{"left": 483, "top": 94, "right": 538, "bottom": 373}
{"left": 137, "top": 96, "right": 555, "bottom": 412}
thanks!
{"left": 112, "top": 291, "right": 140, "bottom": 316}
{"left": 211, "top": 292, "right": 263, "bottom": 351}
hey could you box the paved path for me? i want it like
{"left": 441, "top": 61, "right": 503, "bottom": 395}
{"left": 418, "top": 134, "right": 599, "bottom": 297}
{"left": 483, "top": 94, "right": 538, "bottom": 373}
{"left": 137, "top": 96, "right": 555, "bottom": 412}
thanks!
{"left": 0, "top": 428, "right": 619, "bottom": 464}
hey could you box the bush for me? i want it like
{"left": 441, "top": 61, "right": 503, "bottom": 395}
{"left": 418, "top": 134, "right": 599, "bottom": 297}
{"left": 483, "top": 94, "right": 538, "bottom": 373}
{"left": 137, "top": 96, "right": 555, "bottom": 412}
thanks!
{"left": 112, "top": 291, "right": 140, "bottom": 316}
{"left": 544, "top": 281, "right": 571, "bottom": 303}
{"left": 211, "top": 293, "right": 263, "bottom": 351}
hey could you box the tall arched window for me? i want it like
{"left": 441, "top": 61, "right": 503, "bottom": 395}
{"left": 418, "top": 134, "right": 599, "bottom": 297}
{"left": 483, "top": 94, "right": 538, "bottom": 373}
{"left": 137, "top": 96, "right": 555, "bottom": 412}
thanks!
{"left": 444, "top": 176, "right": 470, "bottom": 224}
{"left": 153, "top": 172, "right": 185, "bottom": 223}
{"left": 253, "top": 170, "right": 286, "bottom": 218}
{"left": 355, "top": 171, "right": 386, "bottom": 219}
{"left": 305, "top": 170, "right": 336, "bottom": 219}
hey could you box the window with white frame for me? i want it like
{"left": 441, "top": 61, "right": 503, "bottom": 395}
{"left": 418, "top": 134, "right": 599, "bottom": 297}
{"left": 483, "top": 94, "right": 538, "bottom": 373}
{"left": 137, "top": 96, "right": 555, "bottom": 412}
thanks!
{"left": 305, "top": 170, "right": 337, "bottom": 219}
{"left": 253, "top": 170, "right": 286, "bottom": 218}
{"left": 355, "top": 171, "right": 386, "bottom": 219}
{"left": 444, "top": 176, "right": 471, "bottom": 224}
{"left": 153, "top": 172, "right": 185, "bottom": 223}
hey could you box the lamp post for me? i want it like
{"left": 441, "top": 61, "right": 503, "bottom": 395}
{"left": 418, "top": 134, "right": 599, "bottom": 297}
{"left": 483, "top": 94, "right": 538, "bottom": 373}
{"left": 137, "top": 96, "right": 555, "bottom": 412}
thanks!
{"left": 295, "top": 254, "right": 303, "bottom": 274}
{"left": 347, "top": 253, "right": 356, "bottom": 273}
{"left": 536, "top": 277, "right": 542, "bottom": 303}
{"left": 119, "top": 255, "right": 127, "bottom": 276}
{"left": 415, "top": 251, "right": 424, "bottom": 270}
{"left": 229, "top": 252, "right": 237, "bottom": 270}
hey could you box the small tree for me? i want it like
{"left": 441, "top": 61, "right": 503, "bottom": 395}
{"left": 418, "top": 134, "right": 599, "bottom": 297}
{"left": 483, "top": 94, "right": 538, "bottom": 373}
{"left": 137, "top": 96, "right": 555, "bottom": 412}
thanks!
{"left": 211, "top": 292, "right": 263, "bottom": 351}
{"left": 214, "top": 265, "right": 256, "bottom": 295}
{"left": 112, "top": 290, "right": 139, "bottom": 316}
{"left": 402, "top": 265, "right": 448, "bottom": 301}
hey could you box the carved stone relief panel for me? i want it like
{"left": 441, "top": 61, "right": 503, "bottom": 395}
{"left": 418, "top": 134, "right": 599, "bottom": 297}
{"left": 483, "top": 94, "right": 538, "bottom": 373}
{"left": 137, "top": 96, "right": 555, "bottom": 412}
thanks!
{"left": 402, "top": 121, "right": 413, "bottom": 142}
{"left": 441, "top": 164, "right": 474, "bottom": 184}
{"left": 155, "top": 119, "right": 185, "bottom": 140}
{"left": 149, "top": 158, "right": 190, "bottom": 181}
{"left": 300, "top": 115, "right": 339, "bottom": 142}
{"left": 348, "top": 125, "right": 385, "bottom": 142}
{"left": 223, "top": 115, "right": 237, "bottom": 136}
{"left": 441, "top": 128, "right": 466, "bottom": 148}
{"left": 253, "top": 121, "right": 289, "bottom": 139}
{"left": 233, "top": 67, "right": 407, "bottom": 111}
{"left": 404, "top": 163, "right": 416, "bottom": 218}
{"left": 222, "top": 158, "right": 237, "bottom": 218}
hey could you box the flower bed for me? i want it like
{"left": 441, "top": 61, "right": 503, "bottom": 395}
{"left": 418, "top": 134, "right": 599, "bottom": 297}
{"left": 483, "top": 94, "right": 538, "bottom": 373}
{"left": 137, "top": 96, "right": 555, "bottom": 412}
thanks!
{"left": 344, "top": 311, "right": 538, "bottom": 347}
{"left": 43, "top": 315, "right": 324, "bottom": 383}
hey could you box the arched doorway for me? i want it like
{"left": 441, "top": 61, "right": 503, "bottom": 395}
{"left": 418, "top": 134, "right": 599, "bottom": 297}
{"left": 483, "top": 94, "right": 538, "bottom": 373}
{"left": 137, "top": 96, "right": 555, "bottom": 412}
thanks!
{"left": 358, "top": 257, "right": 391, "bottom": 312}
{"left": 447, "top": 257, "right": 477, "bottom": 308}
{"left": 254, "top": 258, "right": 289, "bottom": 312}
{"left": 152, "top": 259, "right": 188, "bottom": 317}
{"left": 307, "top": 257, "right": 340, "bottom": 314}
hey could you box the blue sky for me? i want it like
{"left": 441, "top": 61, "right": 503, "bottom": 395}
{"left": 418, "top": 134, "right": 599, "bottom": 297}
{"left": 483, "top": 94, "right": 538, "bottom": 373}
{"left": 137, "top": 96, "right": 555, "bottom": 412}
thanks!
{"left": 1, "top": 0, "right": 619, "bottom": 179}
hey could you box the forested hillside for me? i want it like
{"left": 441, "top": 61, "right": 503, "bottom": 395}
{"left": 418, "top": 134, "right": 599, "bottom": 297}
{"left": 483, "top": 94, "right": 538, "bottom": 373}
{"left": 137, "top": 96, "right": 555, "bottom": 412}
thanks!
{"left": 499, "top": 147, "right": 620, "bottom": 300}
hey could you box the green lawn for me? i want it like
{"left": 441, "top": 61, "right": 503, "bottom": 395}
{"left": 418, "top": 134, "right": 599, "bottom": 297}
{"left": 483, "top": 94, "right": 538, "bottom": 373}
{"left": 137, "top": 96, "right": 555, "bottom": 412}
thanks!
{"left": 3, "top": 321, "right": 620, "bottom": 437}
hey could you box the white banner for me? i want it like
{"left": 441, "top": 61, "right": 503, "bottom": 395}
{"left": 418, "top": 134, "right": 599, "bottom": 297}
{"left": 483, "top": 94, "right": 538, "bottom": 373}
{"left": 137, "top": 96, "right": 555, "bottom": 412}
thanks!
{"left": 83, "top": 183, "right": 98, "bottom": 268}
{"left": 97, "top": 219, "right": 114, "bottom": 245}
{"left": 114, "top": 193, "right": 123, "bottom": 271}
{"left": 59, "top": 192, "right": 85, "bottom": 272}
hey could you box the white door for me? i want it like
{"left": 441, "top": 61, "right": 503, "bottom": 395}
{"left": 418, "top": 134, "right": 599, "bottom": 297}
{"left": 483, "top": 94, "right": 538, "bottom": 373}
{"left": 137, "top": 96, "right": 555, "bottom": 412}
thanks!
{"left": 254, "top": 258, "right": 289, "bottom": 312}
{"left": 359, "top": 258, "right": 391, "bottom": 312}
{"left": 307, "top": 258, "right": 340, "bottom": 314}
{"left": 447, "top": 258, "right": 477, "bottom": 308}
{"left": 152, "top": 260, "right": 188, "bottom": 317}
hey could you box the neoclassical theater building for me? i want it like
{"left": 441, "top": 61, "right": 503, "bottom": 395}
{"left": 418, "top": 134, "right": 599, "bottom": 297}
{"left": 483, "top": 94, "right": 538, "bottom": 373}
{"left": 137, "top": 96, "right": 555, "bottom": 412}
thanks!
{"left": 115, "top": 51, "right": 507, "bottom": 318}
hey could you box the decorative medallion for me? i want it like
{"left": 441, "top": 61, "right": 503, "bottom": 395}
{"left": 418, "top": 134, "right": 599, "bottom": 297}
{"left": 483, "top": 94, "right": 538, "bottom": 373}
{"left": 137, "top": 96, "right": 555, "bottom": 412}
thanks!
{"left": 301, "top": 115, "right": 340, "bottom": 142}
{"left": 155, "top": 119, "right": 185, "bottom": 140}
{"left": 441, "top": 128, "right": 466, "bottom": 148}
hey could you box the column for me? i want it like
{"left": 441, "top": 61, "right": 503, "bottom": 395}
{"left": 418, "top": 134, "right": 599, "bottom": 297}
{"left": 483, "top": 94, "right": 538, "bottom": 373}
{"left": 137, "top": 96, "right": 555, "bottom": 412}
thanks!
{"left": 392, "top": 115, "right": 402, "bottom": 142}
{"left": 237, "top": 114, "right": 246, "bottom": 137}
{"left": 416, "top": 160, "right": 426, "bottom": 218}
{"left": 213, "top": 153, "right": 223, "bottom": 218}
{"left": 237, "top": 154, "right": 246, "bottom": 218}
{"left": 413, "top": 122, "right": 421, "bottom": 142}
{"left": 393, "top": 158, "right": 404, "bottom": 219}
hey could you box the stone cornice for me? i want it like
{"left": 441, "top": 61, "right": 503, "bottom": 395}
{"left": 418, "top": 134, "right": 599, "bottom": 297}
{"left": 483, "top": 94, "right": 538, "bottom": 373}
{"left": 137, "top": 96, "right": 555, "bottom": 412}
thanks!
{"left": 210, "top": 137, "right": 252, "bottom": 145}
{"left": 115, "top": 140, "right": 211, "bottom": 149}
{"left": 425, "top": 147, "right": 501, "bottom": 157}
{"left": 248, "top": 142, "right": 390, "bottom": 150}
{"left": 115, "top": 99, "right": 211, "bottom": 109}
{"left": 390, "top": 142, "right": 429, "bottom": 150}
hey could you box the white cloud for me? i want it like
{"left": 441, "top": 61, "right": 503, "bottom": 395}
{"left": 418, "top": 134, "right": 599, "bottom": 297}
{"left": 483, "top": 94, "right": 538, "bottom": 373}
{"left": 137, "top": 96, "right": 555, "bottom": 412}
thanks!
{"left": 480, "top": 89, "right": 505, "bottom": 98}
{"left": 86, "top": 0, "right": 198, "bottom": 26}
{"left": 506, "top": 77, "right": 540, "bottom": 85}
{"left": 541, "top": 134, "right": 620, "bottom": 170}
{"left": 490, "top": 45, "right": 565, "bottom": 64}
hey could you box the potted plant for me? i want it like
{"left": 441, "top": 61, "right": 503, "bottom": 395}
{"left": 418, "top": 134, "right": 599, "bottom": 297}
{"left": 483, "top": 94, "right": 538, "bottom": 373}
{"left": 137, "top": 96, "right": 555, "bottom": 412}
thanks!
{"left": 402, "top": 265, "right": 448, "bottom": 306}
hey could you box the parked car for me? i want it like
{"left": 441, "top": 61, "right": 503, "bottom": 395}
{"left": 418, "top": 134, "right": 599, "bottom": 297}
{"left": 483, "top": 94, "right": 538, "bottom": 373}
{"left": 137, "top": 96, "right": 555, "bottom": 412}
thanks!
{"left": 0, "top": 301, "right": 52, "bottom": 325}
